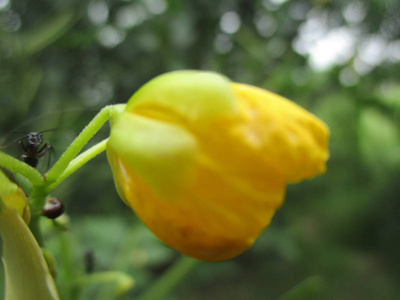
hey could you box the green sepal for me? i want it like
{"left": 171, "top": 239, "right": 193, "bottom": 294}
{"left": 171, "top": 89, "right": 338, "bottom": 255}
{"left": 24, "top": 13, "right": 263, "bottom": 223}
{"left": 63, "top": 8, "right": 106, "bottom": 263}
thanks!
{"left": 107, "top": 113, "right": 197, "bottom": 198}
{"left": 126, "top": 70, "right": 238, "bottom": 123}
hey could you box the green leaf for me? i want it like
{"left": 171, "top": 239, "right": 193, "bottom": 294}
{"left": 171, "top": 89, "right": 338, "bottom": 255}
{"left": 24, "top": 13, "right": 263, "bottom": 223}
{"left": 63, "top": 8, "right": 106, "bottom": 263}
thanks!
{"left": 276, "top": 276, "right": 325, "bottom": 300}
{"left": 13, "top": 9, "right": 78, "bottom": 57}
{"left": 359, "top": 108, "right": 400, "bottom": 172}
{"left": 74, "top": 271, "right": 135, "bottom": 297}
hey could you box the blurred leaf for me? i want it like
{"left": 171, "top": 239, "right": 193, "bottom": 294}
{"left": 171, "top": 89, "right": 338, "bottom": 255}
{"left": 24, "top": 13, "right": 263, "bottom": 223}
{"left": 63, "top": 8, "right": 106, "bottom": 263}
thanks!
{"left": 358, "top": 108, "right": 400, "bottom": 172}
{"left": 75, "top": 271, "right": 135, "bottom": 298}
{"left": 17, "top": 66, "right": 44, "bottom": 111}
{"left": 313, "top": 93, "right": 359, "bottom": 158}
{"left": 376, "top": 82, "right": 400, "bottom": 110}
{"left": 137, "top": 256, "right": 199, "bottom": 300}
{"left": 276, "top": 276, "right": 325, "bottom": 300}
{"left": 5, "top": 9, "right": 79, "bottom": 57}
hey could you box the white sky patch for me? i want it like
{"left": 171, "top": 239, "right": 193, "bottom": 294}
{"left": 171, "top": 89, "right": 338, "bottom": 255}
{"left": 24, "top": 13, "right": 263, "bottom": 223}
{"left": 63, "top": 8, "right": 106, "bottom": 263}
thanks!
{"left": 343, "top": 1, "right": 367, "bottom": 24}
{"left": 220, "top": 11, "right": 241, "bottom": 34}
{"left": 358, "top": 35, "right": 387, "bottom": 66}
{"left": 88, "top": 1, "right": 109, "bottom": 25}
{"left": 97, "top": 26, "right": 126, "bottom": 48}
{"left": 115, "top": 4, "right": 148, "bottom": 28}
{"left": 0, "top": 0, "right": 10, "bottom": 10}
{"left": 353, "top": 57, "right": 374, "bottom": 75}
{"left": 262, "top": 0, "right": 284, "bottom": 11}
{"left": 308, "top": 27, "right": 356, "bottom": 71}
{"left": 269, "top": 0, "right": 289, "bottom": 5}
{"left": 144, "top": 0, "right": 167, "bottom": 15}
{"left": 386, "top": 40, "right": 400, "bottom": 62}
{"left": 293, "top": 9, "right": 359, "bottom": 71}
{"left": 293, "top": 7, "right": 395, "bottom": 73}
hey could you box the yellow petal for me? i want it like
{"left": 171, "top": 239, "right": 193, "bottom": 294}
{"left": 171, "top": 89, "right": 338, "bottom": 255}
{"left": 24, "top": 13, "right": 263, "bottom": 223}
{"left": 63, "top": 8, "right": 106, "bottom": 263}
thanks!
{"left": 109, "top": 155, "right": 284, "bottom": 262}
{"left": 193, "top": 83, "right": 329, "bottom": 184}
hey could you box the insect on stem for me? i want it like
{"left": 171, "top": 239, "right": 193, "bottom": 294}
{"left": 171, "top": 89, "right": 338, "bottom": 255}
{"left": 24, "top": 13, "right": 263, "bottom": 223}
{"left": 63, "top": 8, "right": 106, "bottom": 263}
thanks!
{"left": 1, "top": 130, "right": 57, "bottom": 169}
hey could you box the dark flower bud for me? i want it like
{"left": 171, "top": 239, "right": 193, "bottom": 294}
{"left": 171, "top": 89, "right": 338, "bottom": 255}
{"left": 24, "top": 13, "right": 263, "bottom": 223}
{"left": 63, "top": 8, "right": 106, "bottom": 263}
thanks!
{"left": 42, "top": 198, "right": 65, "bottom": 219}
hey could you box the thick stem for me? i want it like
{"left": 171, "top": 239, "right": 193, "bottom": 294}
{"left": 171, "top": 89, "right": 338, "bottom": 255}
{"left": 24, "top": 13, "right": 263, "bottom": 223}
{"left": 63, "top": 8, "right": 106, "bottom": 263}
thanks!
{"left": 28, "top": 185, "right": 50, "bottom": 218}
{"left": 28, "top": 215, "right": 44, "bottom": 246}
{"left": 28, "top": 186, "right": 49, "bottom": 245}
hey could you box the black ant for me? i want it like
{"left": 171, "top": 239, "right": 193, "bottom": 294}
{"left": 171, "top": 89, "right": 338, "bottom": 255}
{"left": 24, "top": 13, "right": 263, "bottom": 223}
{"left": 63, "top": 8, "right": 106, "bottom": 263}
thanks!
{"left": 1, "top": 130, "right": 54, "bottom": 169}
{"left": 19, "top": 131, "right": 53, "bottom": 168}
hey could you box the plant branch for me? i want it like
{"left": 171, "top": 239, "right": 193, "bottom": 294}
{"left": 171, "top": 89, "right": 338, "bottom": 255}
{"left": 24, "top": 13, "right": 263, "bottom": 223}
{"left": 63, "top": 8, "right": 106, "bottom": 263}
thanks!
{"left": 47, "top": 139, "right": 108, "bottom": 191}
{"left": 0, "top": 151, "right": 43, "bottom": 186}
{"left": 46, "top": 104, "right": 124, "bottom": 183}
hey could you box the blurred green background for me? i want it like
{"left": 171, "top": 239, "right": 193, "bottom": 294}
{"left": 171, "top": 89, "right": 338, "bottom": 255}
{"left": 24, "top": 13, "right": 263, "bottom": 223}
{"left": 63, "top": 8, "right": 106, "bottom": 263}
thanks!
{"left": 1, "top": 0, "right": 400, "bottom": 299}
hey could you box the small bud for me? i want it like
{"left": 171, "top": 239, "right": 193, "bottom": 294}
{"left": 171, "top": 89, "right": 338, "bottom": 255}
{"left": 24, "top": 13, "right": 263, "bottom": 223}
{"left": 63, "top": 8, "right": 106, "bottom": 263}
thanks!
{"left": 42, "top": 198, "right": 65, "bottom": 219}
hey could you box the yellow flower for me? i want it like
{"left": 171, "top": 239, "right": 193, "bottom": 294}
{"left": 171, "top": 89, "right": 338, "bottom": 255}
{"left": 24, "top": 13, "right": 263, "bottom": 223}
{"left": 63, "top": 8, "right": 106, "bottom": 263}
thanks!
{"left": 107, "top": 71, "right": 329, "bottom": 261}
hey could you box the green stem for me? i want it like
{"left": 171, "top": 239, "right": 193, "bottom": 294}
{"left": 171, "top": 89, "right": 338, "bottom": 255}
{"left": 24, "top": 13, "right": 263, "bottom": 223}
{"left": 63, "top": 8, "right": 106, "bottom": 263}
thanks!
{"left": 0, "top": 104, "right": 128, "bottom": 299}
{"left": 28, "top": 186, "right": 50, "bottom": 220}
{"left": 48, "top": 139, "right": 108, "bottom": 191}
{"left": 28, "top": 104, "right": 124, "bottom": 215}
{"left": 25, "top": 105, "right": 124, "bottom": 235}
{"left": 28, "top": 216, "right": 44, "bottom": 246}
{"left": 0, "top": 152, "right": 43, "bottom": 187}
{"left": 137, "top": 256, "right": 199, "bottom": 300}
{"left": 46, "top": 104, "right": 124, "bottom": 183}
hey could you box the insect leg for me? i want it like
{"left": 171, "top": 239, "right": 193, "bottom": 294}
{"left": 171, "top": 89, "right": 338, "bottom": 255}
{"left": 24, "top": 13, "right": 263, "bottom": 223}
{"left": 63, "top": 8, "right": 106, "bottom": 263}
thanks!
{"left": 37, "top": 142, "right": 54, "bottom": 170}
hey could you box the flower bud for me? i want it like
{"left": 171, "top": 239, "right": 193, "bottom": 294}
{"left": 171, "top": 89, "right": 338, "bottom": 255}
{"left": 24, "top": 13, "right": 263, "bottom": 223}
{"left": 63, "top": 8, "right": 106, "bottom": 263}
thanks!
{"left": 42, "top": 198, "right": 65, "bottom": 219}
{"left": 107, "top": 71, "right": 329, "bottom": 261}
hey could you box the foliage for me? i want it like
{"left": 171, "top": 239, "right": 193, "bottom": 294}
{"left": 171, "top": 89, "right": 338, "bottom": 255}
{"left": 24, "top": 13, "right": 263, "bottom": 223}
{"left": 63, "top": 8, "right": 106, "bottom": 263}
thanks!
{"left": 1, "top": 0, "right": 400, "bottom": 299}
